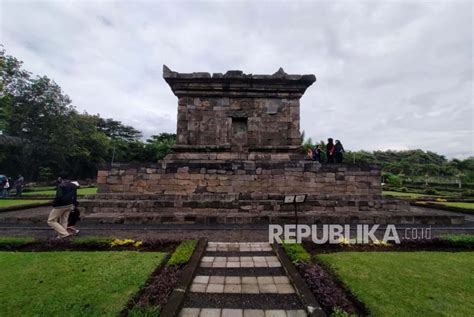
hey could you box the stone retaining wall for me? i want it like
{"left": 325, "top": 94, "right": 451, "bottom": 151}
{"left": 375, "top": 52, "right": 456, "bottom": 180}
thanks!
{"left": 97, "top": 161, "right": 382, "bottom": 196}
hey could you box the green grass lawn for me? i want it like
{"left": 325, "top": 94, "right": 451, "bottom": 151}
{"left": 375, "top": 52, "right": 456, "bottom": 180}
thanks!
{"left": 382, "top": 191, "right": 436, "bottom": 199}
{"left": 0, "top": 199, "right": 49, "bottom": 208}
{"left": 316, "top": 252, "right": 474, "bottom": 317}
{"left": 0, "top": 251, "right": 165, "bottom": 317}
{"left": 23, "top": 187, "right": 98, "bottom": 196}
{"left": 24, "top": 186, "right": 56, "bottom": 191}
{"left": 415, "top": 201, "right": 474, "bottom": 213}
{"left": 431, "top": 201, "right": 474, "bottom": 210}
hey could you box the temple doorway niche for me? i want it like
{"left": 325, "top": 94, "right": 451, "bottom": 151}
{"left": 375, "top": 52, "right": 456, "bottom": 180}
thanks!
{"left": 231, "top": 117, "right": 248, "bottom": 152}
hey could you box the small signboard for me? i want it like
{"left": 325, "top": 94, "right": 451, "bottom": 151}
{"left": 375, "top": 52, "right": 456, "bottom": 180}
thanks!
{"left": 283, "top": 194, "right": 307, "bottom": 228}
{"left": 283, "top": 194, "right": 307, "bottom": 204}
{"left": 295, "top": 194, "right": 307, "bottom": 203}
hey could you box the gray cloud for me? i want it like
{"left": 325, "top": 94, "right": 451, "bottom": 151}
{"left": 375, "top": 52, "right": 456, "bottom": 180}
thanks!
{"left": 1, "top": 0, "right": 472, "bottom": 158}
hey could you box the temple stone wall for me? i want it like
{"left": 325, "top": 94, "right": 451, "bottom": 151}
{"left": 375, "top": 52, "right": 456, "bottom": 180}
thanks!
{"left": 97, "top": 161, "right": 381, "bottom": 196}
{"left": 176, "top": 97, "right": 300, "bottom": 149}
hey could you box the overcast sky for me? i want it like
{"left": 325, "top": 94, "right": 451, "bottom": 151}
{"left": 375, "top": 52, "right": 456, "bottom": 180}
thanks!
{"left": 1, "top": 0, "right": 472, "bottom": 158}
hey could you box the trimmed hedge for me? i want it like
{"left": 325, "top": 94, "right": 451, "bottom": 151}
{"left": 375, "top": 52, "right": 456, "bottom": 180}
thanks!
{"left": 0, "top": 237, "right": 34, "bottom": 249}
{"left": 282, "top": 242, "right": 311, "bottom": 264}
{"left": 440, "top": 234, "right": 474, "bottom": 247}
{"left": 71, "top": 237, "right": 112, "bottom": 248}
{"left": 166, "top": 240, "right": 197, "bottom": 267}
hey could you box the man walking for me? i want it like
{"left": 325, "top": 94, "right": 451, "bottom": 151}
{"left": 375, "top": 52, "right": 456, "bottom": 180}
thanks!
{"left": 15, "top": 174, "right": 24, "bottom": 197}
{"left": 47, "top": 177, "right": 78, "bottom": 239}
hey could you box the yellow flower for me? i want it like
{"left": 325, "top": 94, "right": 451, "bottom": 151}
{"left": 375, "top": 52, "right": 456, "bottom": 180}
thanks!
{"left": 110, "top": 238, "right": 137, "bottom": 247}
{"left": 134, "top": 241, "right": 143, "bottom": 247}
{"left": 339, "top": 237, "right": 350, "bottom": 245}
{"left": 373, "top": 239, "right": 391, "bottom": 246}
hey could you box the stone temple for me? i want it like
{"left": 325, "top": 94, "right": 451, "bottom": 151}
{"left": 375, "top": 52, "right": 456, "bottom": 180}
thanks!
{"left": 82, "top": 67, "right": 463, "bottom": 225}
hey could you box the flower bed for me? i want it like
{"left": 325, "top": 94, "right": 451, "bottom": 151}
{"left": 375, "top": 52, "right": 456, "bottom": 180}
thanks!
{"left": 303, "top": 236, "right": 474, "bottom": 254}
{"left": 0, "top": 236, "right": 177, "bottom": 252}
{"left": 281, "top": 242, "right": 365, "bottom": 316}
{"left": 121, "top": 239, "right": 199, "bottom": 316}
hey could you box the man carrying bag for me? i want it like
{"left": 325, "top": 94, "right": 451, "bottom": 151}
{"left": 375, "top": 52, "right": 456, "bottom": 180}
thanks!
{"left": 47, "top": 177, "right": 78, "bottom": 239}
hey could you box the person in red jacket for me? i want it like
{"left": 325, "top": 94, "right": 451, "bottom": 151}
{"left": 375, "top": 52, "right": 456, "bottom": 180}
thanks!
{"left": 326, "top": 138, "right": 335, "bottom": 163}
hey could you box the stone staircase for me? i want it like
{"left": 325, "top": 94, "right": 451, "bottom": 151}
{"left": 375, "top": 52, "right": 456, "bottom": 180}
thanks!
{"left": 178, "top": 242, "right": 308, "bottom": 317}
{"left": 79, "top": 193, "right": 442, "bottom": 225}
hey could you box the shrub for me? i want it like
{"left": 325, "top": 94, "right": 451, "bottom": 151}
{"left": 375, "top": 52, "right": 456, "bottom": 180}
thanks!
{"left": 282, "top": 242, "right": 311, "bottom": 263}
{"left": 0, "top": 237, "right": 34, "bottom": 249}
{"left": 110, "top": 239, "right": 143, "bottom": 248}
{"left": 461, "top": 189, "right": 474, "bottom": 197}
{"left": 331, "top": 307, "right": 357, "bottom": 317}
{"left": 71, "top": 237, "right": 112, "bottom": 248}
{"left": 400, "top": 187, "right": 408, "bottom": 192}
{"left": 440, "top": 234, "right": 474, "bottom": 247}
{"left": 386, "top": 174, "right": 402, "bottom": 187}
{"left": 167, "top": 240, "right": 197, "bottom": 267}
{"left": 424, "top": 188, "right": 438, "bottom": 195}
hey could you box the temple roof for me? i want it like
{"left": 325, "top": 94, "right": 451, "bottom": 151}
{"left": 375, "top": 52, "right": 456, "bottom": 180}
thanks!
{"left": 163, "top": 65, "right": 316, "bottom": 98}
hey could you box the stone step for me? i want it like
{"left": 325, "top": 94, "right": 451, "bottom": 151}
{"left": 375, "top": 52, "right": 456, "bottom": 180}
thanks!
{"left": 179, "top": 242, "right": 307, "bottom": 316}
{"left": 81, "top": 198, "right": 405, "bottom": 208}
{"left": 190, "top": 276, "right": 295, "bottom": 294}
{"left": 200, "top": 256, "right": 282, "bottom": 268}
{"left": 80, "top": 199, "right": 410, "bottom": 216}
{"left": 0, "top": 210, "right": 463, "bottom": 225}
{"left": 207, "top": 242, "right": 272, "bottom": 252}
{"left": 75, "top": 211, "right": 463, "bottom": 225}
{"left": 86, "top": 193, "right": 385, "bottom": 201}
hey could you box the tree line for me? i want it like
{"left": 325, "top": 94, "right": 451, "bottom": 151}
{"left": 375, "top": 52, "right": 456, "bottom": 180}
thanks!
{"left": 0, "top": 47, "right": 175, "bottom": 181}
{"left": 302, "top": 134, "right": 474, "bottom": 185}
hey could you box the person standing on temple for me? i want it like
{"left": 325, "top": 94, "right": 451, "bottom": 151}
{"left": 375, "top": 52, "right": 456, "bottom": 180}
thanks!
{"left": 313, "top": 144, "right": 323, "bottom": 163}
{"left": 335, "top": 140, "right": 345, "bottom": 163}
{"left": 326, "top": 138, "right": 335, "bottom": 163}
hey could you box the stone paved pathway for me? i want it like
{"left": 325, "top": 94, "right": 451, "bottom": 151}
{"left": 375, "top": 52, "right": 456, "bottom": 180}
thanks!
{"left": 179, "top": 242, "right": 307, "bottom": 317}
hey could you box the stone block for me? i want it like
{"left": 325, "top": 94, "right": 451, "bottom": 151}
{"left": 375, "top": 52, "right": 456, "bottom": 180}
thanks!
{"left": 222, "top": 309, "right": 243, "bottom": 317}
{"left": 180, "top": 308, "right": 200, "bottom": 317}
{"left": 244, "top": 310, "right": 264, "bottom": 317}
{"left": 97, "top": 170, "right": 109, "bottom": 177}
{"left": 206, "top": 284, "right": 224, "bottom": 293}
{"left": 200, "top": 309, "right": 221, "bottom": 317}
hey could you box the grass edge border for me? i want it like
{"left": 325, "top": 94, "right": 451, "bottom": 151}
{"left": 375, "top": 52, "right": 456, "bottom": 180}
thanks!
{"left": 273, "top": 242, "right": 326, "bottom": 317}
{"left": 313, "top": 255, "right": 371, "bottom": 316}
{"left": 159, "top": 238, "right": 207, "bottom": 317}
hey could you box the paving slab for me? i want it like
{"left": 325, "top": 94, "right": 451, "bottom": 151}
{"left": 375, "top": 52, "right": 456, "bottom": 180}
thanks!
{"left": 222, "top": 309, "right": 243, "bottom": 317}
{"left": 180, "top": 242, "right": 306, "bottom": 316}
{"left": 200, "top": 308, "right": 221, "bottom": 317}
